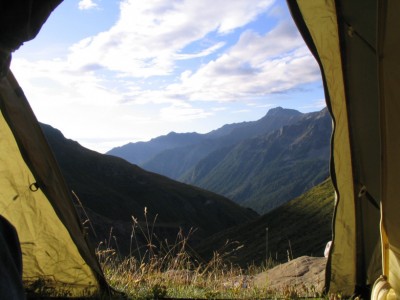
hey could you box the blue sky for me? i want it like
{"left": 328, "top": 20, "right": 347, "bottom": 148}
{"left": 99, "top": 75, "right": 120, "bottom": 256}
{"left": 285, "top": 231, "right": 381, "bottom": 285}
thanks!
{"left": 11, "top": 0, "right": 324, "bottom": 153}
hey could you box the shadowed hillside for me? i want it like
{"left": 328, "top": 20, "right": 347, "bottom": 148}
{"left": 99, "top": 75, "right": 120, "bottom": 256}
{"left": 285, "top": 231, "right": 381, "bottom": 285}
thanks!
{"left": 41, "top": 124, "right": 257, "bottom": 253}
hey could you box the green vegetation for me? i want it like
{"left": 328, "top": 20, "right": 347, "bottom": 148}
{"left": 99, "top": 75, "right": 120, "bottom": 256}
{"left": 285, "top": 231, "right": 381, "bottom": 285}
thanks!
{"left": 94, "top": 179, "right": 335, "bottom": 299}
{"left": 195, "top": 178, "right": 335, "bottom": 265}
{"left": 184, "top": 109, "right": 332, "bottom": 214}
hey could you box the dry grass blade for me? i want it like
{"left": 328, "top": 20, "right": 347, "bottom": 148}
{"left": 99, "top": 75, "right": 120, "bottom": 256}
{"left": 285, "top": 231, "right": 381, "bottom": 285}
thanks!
{"left": 96, "top": 209, "right": 327, "bottom": 299}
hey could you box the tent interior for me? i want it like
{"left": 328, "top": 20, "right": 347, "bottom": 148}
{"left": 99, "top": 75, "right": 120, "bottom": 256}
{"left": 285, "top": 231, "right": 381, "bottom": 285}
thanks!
{"left": 0, "top": 0, "right": 399, "bottom": 299}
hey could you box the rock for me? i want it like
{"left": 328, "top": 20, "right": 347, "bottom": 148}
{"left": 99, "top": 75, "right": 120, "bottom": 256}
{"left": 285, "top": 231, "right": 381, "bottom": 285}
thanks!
{"left": 252, "top": 256, "right": 327, "bottom": 297}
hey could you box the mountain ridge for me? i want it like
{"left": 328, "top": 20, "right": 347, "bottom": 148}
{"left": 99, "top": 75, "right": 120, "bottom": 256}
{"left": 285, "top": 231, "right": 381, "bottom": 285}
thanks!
{"left": 107, "top": 131, "right": 205, "bottom": 165}
{"left": 183, "top": 108, "right": 331, "bottom": 213}
{"left": 107, "top": 107, "right": 331, "bottom": 214}
{"left": 107, "top": 107, "right": 304, "bottom": 169}
{"left": 40, "top": 123, "right": 258, "bottom": 252}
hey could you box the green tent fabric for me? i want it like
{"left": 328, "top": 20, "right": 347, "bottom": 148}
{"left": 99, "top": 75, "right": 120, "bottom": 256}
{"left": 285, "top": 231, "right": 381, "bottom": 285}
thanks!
{"left": 0, "top": 0, "right": 111, "bottom": 297}
{"left": 287, "top": 0, "right": 400, "bottom": 298}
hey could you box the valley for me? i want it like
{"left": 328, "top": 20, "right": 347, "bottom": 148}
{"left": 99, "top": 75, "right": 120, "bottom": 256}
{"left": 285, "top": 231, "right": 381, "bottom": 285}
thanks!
{"left": 42, "top": 106, "right": 334, "bottom": 267}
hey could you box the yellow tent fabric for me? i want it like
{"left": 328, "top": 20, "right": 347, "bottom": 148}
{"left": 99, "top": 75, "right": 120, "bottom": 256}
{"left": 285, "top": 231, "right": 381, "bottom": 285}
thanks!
{"left": 288, "top": 0, "right": 400, "bottom": 298}
{"left": 0, "top": 1, "right": 112, "bottom": 297}
{"left": 294, "top": 1, "right": 356, "bottom": 294}
{"left": 294, "top": 1, "right": 357, "bottom": 294}
{"left": 0, "top": 72, "right": 108, "bottom": 297}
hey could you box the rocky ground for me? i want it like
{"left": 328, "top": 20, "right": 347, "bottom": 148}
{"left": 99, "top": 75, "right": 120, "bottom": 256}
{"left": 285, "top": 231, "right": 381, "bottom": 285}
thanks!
{"left": 252, "top": 256, "right": 327, "bottom": 297}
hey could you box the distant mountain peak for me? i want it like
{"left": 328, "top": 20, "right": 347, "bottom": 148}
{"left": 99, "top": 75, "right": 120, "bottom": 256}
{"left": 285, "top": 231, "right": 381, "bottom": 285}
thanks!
{"left": 267, "top": 106, "right": 284, "bottom": 113}
{"left": 265, "top": 107, "right": 301, "bottom": 117}
{"left": 317, "top": 107, "right": 329, "bottom": 118}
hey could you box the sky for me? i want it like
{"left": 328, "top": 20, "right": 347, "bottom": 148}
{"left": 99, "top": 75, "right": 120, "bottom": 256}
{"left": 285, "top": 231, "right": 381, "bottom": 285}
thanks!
{"left": 11, "top": 0, "right": 325, "bottom": 153}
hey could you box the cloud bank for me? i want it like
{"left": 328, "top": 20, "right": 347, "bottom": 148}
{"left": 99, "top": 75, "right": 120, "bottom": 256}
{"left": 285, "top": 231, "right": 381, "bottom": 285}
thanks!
{"left": 11, "top": 0, "right": 323, "bottom": 152}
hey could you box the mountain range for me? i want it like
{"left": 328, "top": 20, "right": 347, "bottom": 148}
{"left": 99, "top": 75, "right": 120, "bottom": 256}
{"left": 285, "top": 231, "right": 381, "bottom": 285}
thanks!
{"left": 40, "top": 124, "right": 257, "bottom": 253}
{"left": 108, "top": 107, "right": 303, "bottom": 180}
{"left": 39, "top": 106, "right": 334, "bottom": 263}
{"left": 108, "top": 107, "right": 332, "bottom": 213}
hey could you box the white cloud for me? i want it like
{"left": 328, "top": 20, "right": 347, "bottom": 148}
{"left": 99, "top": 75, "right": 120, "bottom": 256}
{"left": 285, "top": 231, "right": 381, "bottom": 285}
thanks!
{"left": 67, "top": 0, "right": 275, "bottom": 77}
{"left": 163, "top": 21, "right": 320, "bottom": 102}
{"left": 12, "top": 4, "right": 319, "bottom": 122}
{"left": 11, "top": 0, "right": 324, "bottom": 152}
{"left": 11, "top": 58, "right": 123, "bottom": 108}
{"left": 78, "top": 0, "right": 98, "bottom": 10}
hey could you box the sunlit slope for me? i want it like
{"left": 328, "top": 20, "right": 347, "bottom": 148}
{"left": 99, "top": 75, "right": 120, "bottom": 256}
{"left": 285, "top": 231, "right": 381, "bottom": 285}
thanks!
{"left": 194, "top": 179, "right": 335, "bottom": 266}
{"left": 184, "top": 108, "right": 331, "bottom": 213}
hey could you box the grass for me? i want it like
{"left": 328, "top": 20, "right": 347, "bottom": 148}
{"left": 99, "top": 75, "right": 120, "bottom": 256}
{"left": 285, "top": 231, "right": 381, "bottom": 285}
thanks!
{"left": 95, "top": 208, "right": 326, "bottom": 299}
{"left": 194, "top": 178, "right": 335, "bottom": 266}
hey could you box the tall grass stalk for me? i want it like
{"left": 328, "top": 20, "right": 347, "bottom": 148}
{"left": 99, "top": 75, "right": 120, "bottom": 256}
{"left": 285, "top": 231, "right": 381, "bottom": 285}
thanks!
{"left": 96, "top": 208, "right": 277, "bottom": 299}
{"left": 96, "top": 208, "right": 327, "bottom": 299}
